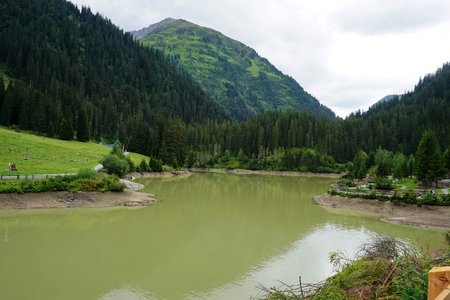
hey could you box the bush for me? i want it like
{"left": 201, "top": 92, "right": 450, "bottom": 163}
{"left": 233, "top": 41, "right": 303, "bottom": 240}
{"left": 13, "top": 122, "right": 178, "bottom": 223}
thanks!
{"left": 108, "top": 181, "right": 126, "bottom": 192}
{"left": 126, "top": 157, "right": 135, "bottom": 172}
{"left": 138, "top": 159, "right": 149, "bottom": 172}
{"left": 337, "top": 179, "right": 356, "bottom": 188}
{"left": 100, "top": 154, "right": 129, "bottom": 177}
{"left": 77, "top": 168, "right": 97, "bottom": 179}
{"left": 374, "top": 177, "right": 393, "bottom": 190}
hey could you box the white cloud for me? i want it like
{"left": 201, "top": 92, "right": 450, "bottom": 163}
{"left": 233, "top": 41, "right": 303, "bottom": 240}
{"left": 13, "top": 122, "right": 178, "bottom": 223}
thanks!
{"left": 70, "top": 0, "right": 450, "bottom": 117}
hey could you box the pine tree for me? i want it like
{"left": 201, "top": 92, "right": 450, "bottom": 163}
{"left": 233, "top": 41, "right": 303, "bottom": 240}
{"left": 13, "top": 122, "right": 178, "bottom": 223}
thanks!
{"left": 415, "top": 130, "right": 444, "bottom": 186}
{"left": 76, "top": 108, "right": 90, "bottom": 142}
{"left": 444, "top": 147, "right": 450, "bottom": 175}
{"left": 59, "top": 118, "right": 74, "bottom": 140}
{"left": 0, "top": 77, "right": 5, "bottom": 112}
{"left": 352, "top": 149, "right": 369, "bottom": 180}
{"left": 375, "top": 147, "right": 393, "bottom": 178}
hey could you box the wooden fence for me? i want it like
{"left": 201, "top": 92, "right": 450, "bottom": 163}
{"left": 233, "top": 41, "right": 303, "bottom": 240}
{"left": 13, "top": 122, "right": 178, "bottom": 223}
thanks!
{"left": 429, "top": 267, "right": 450, "bottom": 300}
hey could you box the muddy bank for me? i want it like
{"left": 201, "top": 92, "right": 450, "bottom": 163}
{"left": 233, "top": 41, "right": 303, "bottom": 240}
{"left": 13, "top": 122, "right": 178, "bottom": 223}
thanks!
{"left": 125, "top": 170, "right": 192, "bottom": 180}
{"left": 0, "top": 190, "right": 157, "bottom": 209}
{"left": 189, "top": 168, "right": 343, "bottom": 178}
{"left": 314, "top": 194, "right": 450, "bottom": 229}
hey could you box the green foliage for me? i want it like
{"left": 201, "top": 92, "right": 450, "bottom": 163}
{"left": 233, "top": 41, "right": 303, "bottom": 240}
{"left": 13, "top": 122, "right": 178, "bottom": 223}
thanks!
{"left": 77, "top": 168, "right": 97, "bottom": 179}
{"left": 0, "top": 0, "right": 227, "bottom": 143}
{"left": 138, "top": 158, "right": 149, "bottom": 172}
{"left": 415, "top": 130, "right": 445, "bottom": 186}
{"left": 76, "top": 108, "right": 90, "bottom": 142}
{"left": 125, "top": 156, "right": 135, "bottom": 172}
{"left": 0, "top": 174, "right": 123, "bottom": 193}
{"left": 444, "top": 146, "right": 450, "bottom": 175}
{"left": 149, "top": 157, "right": 163, "bottom": 172}
{"left": 374, "top": 177, "right": 393, "bottom": 190}
{"left": 107, "top": 181, "right": 126, "bottom": 192}
{"left": 281, "top": 148, "right": 336, "bottom": 172}
{"left": 261, "top": 237, "right": 450, "bottom": 300}
{"left": 375, "top": 147, "right": 393, "bottom": 177}
{"left": 392, "top": 152, "right": 407, "bottom": 179}
{"left": 138, "top": 19, "right": 334, "bottom": 120}
{"left": 59, "top": 118, "right": 74, "bottom": 141}
{"left": 336, "top": 179, "right": 356, "bottom": 188}
{"left": 159, "top": 118, "right": 186, "bottom": 167}
{"left": 100, "top": 154, "right": 129, "bottom": 177}
{"left": 352, "top": 149, "right": 369, "bottom": 179}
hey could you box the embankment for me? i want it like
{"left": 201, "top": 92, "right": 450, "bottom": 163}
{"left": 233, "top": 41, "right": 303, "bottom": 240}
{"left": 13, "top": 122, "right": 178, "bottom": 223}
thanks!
{"left": 0, "top": 190, "right": 157, "bottom": 209}
{"left": 314, "top": 194, "right": 450, "bottom": 229}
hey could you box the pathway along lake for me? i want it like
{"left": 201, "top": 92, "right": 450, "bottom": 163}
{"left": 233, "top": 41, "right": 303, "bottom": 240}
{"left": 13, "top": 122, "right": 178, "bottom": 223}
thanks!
{"left": 0, "top": 173, "right": 445, "bottom": 299}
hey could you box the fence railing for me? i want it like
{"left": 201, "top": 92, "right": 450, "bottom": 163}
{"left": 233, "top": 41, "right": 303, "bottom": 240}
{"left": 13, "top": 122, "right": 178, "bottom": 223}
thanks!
{"left": 429, "top": 266, "right": 450, "bottom": 300}
{"left": 0, "top": 173, "right": 76, "bottom": 180}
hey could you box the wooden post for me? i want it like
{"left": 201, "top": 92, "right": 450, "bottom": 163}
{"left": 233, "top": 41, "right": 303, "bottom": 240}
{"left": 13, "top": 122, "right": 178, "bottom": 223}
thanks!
{"left": 428, "top": 267, "right": 450, "bottom": 300}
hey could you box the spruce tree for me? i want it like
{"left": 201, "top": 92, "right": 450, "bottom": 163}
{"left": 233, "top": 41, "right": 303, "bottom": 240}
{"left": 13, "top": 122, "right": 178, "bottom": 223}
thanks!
{"left": 60, "top": 118, "right": 74, "bottom": 140}
{"left": 352, "top": 149, "right": 369, "bottom": 180}
{"left": 0, "top": 77, "right": 5, "bottom": 112}
{"left": 76, "top": 108, "right": 89, "bottom": 142}
{"left": 415, "top": 130, "right": 444, "bottom": 186}
{"left": 442, "top": 146, "right": 450, "bottom": 176}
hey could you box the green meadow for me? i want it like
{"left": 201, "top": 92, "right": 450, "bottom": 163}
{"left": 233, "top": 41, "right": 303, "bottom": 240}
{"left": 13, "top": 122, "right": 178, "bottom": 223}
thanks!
{"left": 0, "top": 127, "right": 148, "bottom": 175}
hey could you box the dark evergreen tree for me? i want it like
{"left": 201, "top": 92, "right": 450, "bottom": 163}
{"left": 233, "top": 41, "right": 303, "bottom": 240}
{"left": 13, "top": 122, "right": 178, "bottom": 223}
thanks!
{"left": 59, "top": 118, "right": 74, "bottom": 141}
{"left": 352, "top": 149, "right": 369, "bottom": 180}
{"left": 444, "top": 147, "right": 450, "bottom": 175}
{"left": 76, "top": 108, "right": 90, "bottom": 142}
{"left": 415, "top": 130, "right": 444, "bottom": 186}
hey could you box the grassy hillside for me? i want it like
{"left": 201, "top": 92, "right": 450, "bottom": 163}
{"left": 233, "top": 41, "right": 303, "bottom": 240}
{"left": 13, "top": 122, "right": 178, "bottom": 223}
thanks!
{"left": 0, "top": 127, "right": 148, "bottom": 175}
{"left": 135, "top": 18, "right": 334, "bottom": 120}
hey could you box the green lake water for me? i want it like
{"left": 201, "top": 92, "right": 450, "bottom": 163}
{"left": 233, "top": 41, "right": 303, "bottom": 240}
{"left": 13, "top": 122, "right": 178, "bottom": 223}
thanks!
{"left": 0, "top": 173, "right": 444, "bottom": 299}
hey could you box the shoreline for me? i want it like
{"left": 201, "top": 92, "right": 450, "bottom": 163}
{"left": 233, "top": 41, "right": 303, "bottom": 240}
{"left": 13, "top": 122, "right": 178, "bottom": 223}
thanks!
{"left": 188, "top": 168, "right": 343, "bottom": 178}
{"left": 0, "top": 189, "right": 157, "bottom": 210}
{"left": 125, "top": 170, "right": 193, "bottom": 180}
{"left": 314, "top": 194, "right": 450, "bottom": 230}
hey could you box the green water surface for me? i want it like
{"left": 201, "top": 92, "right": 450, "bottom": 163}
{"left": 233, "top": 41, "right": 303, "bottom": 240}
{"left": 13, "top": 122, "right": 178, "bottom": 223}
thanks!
{"left": 0, "top": 173, "right": 444, "bottom": 300}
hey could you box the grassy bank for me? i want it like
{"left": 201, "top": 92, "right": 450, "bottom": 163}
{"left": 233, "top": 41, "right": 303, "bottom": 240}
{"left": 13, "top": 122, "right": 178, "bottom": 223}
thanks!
{"left": 0, "top": 169, "right": 125, "bottom": 193}
{"left": 0, "top": 127, "right": 148, "bottom": 175}
{"left": 260, "top": 236, "right": 450, "bottom": 300}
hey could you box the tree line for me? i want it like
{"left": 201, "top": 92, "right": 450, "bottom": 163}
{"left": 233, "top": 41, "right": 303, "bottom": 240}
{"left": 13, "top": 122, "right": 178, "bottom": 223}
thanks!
{"left": 0, "top": 0, "right": 449, "bottom": 175}
{"left": 0, "top": 0, "right": 227, "bottom": 142}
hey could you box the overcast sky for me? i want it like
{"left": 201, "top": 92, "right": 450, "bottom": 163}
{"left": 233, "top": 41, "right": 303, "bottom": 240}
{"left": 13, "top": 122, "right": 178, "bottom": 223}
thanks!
{"left": 70, "top": 0, "right": 450, "bottom": 117}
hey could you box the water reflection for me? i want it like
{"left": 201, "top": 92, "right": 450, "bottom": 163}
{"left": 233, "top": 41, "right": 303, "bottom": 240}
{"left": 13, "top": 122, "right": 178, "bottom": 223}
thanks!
{"left": 0, "top": 173, "right": 444, "bottom": 300}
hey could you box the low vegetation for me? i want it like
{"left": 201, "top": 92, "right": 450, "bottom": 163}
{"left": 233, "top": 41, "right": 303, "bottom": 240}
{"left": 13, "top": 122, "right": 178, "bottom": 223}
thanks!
{"left": 259, "top": 236, "right": 450, "bottom": 300}
{"left": 0, "top": 127, "right": 149, "bottom": 175}
{"left": 0, "top": 168, "right": 125, "bottom": 193}
{"left": 185, "top": 147, "right": 343, "bottom": 173}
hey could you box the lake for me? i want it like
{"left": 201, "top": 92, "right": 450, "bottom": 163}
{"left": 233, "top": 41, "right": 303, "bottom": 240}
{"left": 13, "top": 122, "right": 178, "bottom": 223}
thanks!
{"left": 0, "top": 173, "right": 444, "bottom": 299}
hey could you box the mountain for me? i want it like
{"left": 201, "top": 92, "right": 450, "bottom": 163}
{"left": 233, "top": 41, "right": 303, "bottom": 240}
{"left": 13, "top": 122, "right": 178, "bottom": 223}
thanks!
{"left": 370, "top": 94, "right": 397, "bottom": 109}
{"left": 346, "top": 63, "right": 450, "bottom": 155}
{"left": 133, "top": 18, "right": 335, "bottom": 120}
{"left": 0, "top": 0, "right": 227, "bottom": 142}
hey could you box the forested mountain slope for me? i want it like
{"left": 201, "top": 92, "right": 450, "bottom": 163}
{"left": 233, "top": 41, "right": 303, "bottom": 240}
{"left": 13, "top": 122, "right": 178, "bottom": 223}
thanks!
{"left": 186, "top": 63, "right": 450, "bottom": 163}
{"left": 134, "top": 18, "right": 334, "bottom": 120}
{"left": 0, "top": 0, "right": 227, "bottom": 141}
{"left": 350, "top": 63, "right": 450, "bottom": 154}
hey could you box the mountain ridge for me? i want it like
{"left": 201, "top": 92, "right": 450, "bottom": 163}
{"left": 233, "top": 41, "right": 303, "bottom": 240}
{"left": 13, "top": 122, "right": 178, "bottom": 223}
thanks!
{"left": 132, "top": 18, "right": 335, "bottom": 120}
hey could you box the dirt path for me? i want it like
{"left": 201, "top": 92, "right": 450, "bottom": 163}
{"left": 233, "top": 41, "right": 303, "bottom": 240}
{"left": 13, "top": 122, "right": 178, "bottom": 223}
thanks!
{"left": 314, "top": 194, "right": 450, "bottom": 229}
{"left": 0, "top": 190, "right": 157, "bottom": 209}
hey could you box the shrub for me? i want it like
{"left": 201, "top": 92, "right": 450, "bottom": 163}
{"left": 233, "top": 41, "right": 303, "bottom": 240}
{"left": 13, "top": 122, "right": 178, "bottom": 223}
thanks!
{"left": 337, "top": 179, "right": 355, "bottom": 188}
{"left": 108, "top": 181, "right": 126, "bottom": 192}
{"left": 138, "top": 158, "right": 149, "bottom": 172}
{"left": 100, "top": 154, "right": 129, "bottom": 177}
{"left": 374, "top": 177, "right": 393, "bottom": 190}
{"left": 77, "top": 168, "right": 97, "bottom": 179}
{"left": 126, "top": 157, "right": 135, "bottom": 172}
